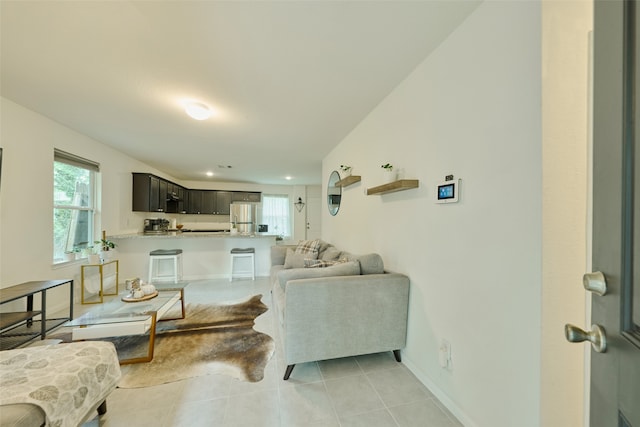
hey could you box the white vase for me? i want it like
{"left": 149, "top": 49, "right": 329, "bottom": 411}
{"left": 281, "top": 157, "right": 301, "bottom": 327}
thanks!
{"left": 382, "top": 169, "right": 397, "bottom": 184}
{"left": 88, "top": 254, "right": 101, "bottom": 264}
{"left": 341, "top": 169, "right": 352, "bottom": 178}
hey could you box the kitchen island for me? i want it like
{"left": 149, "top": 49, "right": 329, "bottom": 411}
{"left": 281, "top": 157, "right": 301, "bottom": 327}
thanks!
{"left": 107, "top": 232, "right": 277, "bottom": 282}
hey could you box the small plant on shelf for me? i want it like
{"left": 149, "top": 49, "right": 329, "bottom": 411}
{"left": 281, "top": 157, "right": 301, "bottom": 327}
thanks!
{"left": 95, "top": 239, "right": 117, "bottom": 252}
{"left": 381, "top": 163, "right": 397, "bottom": 184}
{"left": 340, "top": 165, "right": 352, "bottom": 177}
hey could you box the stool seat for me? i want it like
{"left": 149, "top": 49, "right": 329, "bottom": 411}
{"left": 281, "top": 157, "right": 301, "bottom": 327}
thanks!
{"left": 231, "top": 248, "right": 255, "bottom": 254}
{"left": 150, "top": 249, "right": 183, "bottom": 256}
{"left": 230, "top": 247, "right": 255, "bottom": 281}
{"left": 149, "top": 249, "right": 183, "bottom": 283}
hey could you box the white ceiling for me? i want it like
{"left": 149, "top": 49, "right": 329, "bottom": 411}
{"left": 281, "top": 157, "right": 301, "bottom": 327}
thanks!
{"left": 1, "top": 1, "right": 480, "bottom": 185}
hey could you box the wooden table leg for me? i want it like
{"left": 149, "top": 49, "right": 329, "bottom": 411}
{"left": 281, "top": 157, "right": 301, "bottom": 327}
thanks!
{"left": 118, "top": 311, "right": 158, "bottom": 365}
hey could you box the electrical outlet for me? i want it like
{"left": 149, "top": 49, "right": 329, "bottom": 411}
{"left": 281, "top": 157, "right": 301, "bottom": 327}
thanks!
{"left": 439, "top": 339, "right": 452, "bottom": 370}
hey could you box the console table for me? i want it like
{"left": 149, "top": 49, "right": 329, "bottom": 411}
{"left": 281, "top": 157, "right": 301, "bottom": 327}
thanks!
{"left": 81, "top": 259, "right": 119, "bottom": 304}
{"left": 0, "top": 279, "right": 74, "bottom": 350}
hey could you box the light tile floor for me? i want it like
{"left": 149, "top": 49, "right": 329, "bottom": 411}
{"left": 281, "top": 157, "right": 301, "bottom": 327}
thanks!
{"left": 71, "top": 278, "right": 462, "bottom": 427}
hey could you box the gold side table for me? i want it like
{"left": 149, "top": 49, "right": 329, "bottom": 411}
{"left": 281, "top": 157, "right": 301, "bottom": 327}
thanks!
{"left": 81, "top": 259, "right": 119, "bottom": 304}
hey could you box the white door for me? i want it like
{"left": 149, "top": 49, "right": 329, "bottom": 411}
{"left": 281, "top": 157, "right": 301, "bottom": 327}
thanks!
{"left": 305, "top": 195, "right": 321, "bottom": 240}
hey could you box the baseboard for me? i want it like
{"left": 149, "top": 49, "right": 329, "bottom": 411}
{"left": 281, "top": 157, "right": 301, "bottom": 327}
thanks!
{"left": 181, "top": 274, "right": 269, "bottom": 281}
{"left": 402, "top": 356, "right": 478, "bottom": 427}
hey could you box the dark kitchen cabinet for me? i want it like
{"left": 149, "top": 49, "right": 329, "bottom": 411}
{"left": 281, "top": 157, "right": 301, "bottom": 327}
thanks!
{"left": 133, "top": 172, "right": 256, "bottom": 215}
{"left": 186, "top": 190, "right": 203, "bottom": 214}
{"left": 133, "top": 173, "right": 165, "bottom": 212}
{"left": 215, "top": 191, "right": 232, "bottom": 215}
{"left": 231, "top": 192, "right": 261, "bottom": 203}
{"left": 201, "top": 191, "right": 216, "bottom": 214}
{"left": 165, "top": 183, "right": 186, "bottom": 214}
{"left": 158, "top": 179, "right": 168, "bottom": 209}
{"left": 186, "top": 190, "right": 231, "bottom": 215}
{"left": 133, "top": 173, "right": 189, "bottom": 213}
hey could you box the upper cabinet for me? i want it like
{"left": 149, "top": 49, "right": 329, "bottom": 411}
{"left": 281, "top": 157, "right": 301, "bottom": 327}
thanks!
{"left": 215, "top": 191, "right": 232, "bottom": 215}
{"left": 231, "top": 192, "right": 261, "bottom": 203}
{"left": 133, "top": 173, "right": 188, "bottom": 213}
{"left": 132, "top": 173, "right": 260, "bottom": 214}
{"left": 186, "top": 190, "right": 233, "bottom": 215}
{"left": 133, "top": 173, "right": 164, "bottom": 212}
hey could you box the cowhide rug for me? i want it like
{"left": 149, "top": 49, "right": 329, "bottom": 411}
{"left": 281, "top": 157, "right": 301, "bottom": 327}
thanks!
{"left": 53, "top": 294, "right": 275, "bottom": 389}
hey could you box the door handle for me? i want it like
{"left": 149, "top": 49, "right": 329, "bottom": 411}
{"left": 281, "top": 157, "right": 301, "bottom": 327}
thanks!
{"left": 564, "top": 324, "right": 607, "bottom": 353}
{"left": 583, "top": 271, "right": 607, "bottom": 296}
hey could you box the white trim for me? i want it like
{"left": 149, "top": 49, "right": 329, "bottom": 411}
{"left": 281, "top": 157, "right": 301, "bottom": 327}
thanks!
{"left": 402, "top": 357, "right": 478, "bottom": 427}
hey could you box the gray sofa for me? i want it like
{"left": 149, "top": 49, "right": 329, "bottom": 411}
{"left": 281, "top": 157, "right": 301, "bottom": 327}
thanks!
{"left": 270, "top": 241, "right": 410, "bottom": 380}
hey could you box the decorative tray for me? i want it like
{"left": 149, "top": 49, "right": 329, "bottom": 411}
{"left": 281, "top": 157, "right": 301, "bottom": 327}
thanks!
{"left": 121, "top": 291, "right": 158, "bottom": 303}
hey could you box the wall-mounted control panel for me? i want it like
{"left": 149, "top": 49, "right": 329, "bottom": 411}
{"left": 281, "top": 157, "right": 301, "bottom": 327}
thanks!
{"left": 435, "top": 175, "right": 460, "bottom": 204}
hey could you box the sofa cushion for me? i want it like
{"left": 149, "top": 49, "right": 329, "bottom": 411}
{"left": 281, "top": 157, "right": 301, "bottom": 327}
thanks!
{"left": 341, "top": 252, "right": 385, "bottom": 274}
{"left": 316, "top": 240, "right": 333, "bottom": 259}
{"left": 321, "top": 246, "right": 342, "bottom": 261}
{"left": 277, "top": 260, "right": 361, "bottom": 289}
{"left": 284, "top": 248, "right": 318, "bottom": 269}
{"left": 271, "top": 245, "right": 296, "bottom": 266}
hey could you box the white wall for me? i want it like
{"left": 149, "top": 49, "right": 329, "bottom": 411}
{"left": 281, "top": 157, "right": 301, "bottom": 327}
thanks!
{"left": 0, "top": 97, "right": 310, "bottom": 309}
{"left": 323, "top": 3, "right": 542, "bottom": 426}
{"left": 0, "top": 97, "right": 161, "bottom": 311}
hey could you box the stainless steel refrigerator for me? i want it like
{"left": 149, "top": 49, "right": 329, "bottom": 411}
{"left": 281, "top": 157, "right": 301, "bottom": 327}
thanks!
{"left": 230, "top": 202, "right": 260, "bottom": 235}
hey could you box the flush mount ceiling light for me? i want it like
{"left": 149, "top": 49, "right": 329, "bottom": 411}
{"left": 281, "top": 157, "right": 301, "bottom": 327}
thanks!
{"left": 185, "top": 102, "right": 212, "bottom": 120}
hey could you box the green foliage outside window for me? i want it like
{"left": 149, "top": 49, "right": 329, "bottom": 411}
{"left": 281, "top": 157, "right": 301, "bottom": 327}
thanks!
{"left": 53, "top": 161, "right": 94, "bottom": 262}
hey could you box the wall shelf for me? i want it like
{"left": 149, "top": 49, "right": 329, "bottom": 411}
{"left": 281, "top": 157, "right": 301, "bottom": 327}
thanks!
{"left": 367, "top": 179, "right": 419, "bottom": 195}
{"left": 335, "top": 175, "right": 361, "bottom": 187}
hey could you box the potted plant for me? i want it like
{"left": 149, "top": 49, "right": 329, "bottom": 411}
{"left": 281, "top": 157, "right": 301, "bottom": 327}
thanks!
{"left": 64, "top": 251, "right": 75, "bottom": 262}
{"left": 95, "top": 238, "right": 117, "bottom": 261}
{"left": 381, "top": 163, "right": 396, "bottom": 183}
{"left": 339, "top": 165, "right": 352, "bottom": 177}
{"left": 87, "top": 247, "right": 101, "bottom": 264}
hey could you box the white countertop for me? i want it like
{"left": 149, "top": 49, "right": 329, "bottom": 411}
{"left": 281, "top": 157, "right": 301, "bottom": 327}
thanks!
{"left": 109, "top": 232, "right": 277, "bottom": 239}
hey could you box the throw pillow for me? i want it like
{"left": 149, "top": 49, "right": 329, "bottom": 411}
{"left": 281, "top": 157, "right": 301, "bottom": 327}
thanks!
{"left": 284, "top": 248, "right": 317, "bottom": 269}
{"left": 339, "top": 252, "right": 384, "bottom": 274}
{"left": 356, "top": 253, "right": 385, "bottom": 274}
{"left": 295, "top": 239, "right": 321, "bottom": 255}
{"left": 316, "top": 240, "right": 333, "bottom": 259}
{"left": 321, "top": 246, "right": 342, "bottom": 261}
{"left": 304, "top": 258, "right": 347, "bottom": 268}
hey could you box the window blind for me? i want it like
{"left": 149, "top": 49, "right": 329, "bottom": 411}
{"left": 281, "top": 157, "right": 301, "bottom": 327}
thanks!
{"left": 54, "top": 149, "right": 100, "bottom": 172}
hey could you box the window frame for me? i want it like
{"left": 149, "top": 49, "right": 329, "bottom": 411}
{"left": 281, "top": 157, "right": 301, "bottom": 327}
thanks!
{"left": 261, "top": 193, "right": 292, "bottom": 239}
{"left": 53, "top": 149, "right": 99, "bottom": 264}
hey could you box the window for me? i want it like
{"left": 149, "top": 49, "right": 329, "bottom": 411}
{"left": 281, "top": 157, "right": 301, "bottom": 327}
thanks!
{"left": 53, "top": 149, "right": 99, "bottom": 263}
{"left": 261, "top": 194, "right": 291, "bottom": 238}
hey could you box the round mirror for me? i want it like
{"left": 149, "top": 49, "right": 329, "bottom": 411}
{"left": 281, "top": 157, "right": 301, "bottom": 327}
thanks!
{"left": 327, "top": 170, "right": 342, "bottom": 216}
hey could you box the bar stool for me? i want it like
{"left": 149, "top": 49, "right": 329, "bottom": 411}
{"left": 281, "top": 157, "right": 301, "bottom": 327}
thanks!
{"left": 230, "top": 248, "right": 255, "bottom": 281}
{"left": 148, "top": 249, "right": 183, "bottom": 283}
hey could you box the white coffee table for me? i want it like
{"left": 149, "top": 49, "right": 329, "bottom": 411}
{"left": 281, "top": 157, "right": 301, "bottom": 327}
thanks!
{"left": 66, "top": 286, "right": 185, "bottom": 365}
